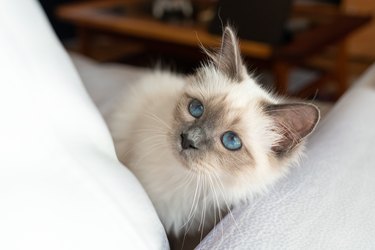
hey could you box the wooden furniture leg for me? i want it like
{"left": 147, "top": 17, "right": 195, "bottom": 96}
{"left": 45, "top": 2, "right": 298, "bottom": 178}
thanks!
{"left": 77, "top": 27, "right": 92, "bottom": 56}
{"left": 335, "top": 41, "right": 349, "bottom": 97}
{"left": 273, "top": 62, "right": 291, "bottom": 95}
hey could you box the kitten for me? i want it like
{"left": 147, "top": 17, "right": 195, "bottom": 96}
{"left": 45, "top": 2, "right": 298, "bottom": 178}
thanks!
{"left": 108, "top": 26, "right": 320, "bottom": 239}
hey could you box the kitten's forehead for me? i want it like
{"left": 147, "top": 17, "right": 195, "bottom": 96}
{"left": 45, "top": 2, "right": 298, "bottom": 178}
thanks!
{"left": 200, "top": 94, "right": 240, "bottom": 130}
{"left": 186, "top": 65, "right": 273, "bottom": 112}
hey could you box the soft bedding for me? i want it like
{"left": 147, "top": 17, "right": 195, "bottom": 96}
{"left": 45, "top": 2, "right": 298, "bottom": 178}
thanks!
{"left": 197, "top": 65, "right": 375, "bottom": 249}
{"left": 0, "top": 1, "right": 168, "bottom": 249}
{"left": 70, "top": 53, "right": 150, "bottom": 117}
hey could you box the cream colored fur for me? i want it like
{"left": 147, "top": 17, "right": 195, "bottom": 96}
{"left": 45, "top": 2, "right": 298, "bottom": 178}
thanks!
{"left": 108, "top": 27, "right": 319, "bottom": 237}
{"left": 108, "top": 67, "right": 309, "bottom": 236}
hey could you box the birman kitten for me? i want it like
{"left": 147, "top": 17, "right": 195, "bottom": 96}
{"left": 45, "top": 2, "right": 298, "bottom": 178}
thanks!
{"left": 108, "top": 26, "right": 320, "bottom": 240}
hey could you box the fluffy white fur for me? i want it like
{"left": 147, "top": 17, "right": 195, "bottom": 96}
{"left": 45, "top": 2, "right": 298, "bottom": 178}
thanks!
{"left": 109, "top": 69, "right": 300, "bottom": 234}
{"left": 108, "top": 27, "right": 319, "bottom": 237}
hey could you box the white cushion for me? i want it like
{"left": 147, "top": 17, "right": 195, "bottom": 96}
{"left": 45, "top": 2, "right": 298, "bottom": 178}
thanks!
{"left": 70, "top": 53, "right": 150, "bottom": 117}
{"left": 197, "top": 64, "right": 375, "bottom": 249}
{"left": 0, "top": 1, "right": 168, "bottom": 249}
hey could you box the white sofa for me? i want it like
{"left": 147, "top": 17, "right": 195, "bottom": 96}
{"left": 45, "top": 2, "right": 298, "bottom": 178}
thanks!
{"left": 1, "top": 0, "right": 375, "bottom": 249}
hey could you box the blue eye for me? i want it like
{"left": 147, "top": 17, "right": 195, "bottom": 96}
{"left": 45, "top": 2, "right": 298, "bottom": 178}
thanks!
{"left": 188, "top": 99, "right": 204, "bottom": 118}
{"left": 221, "top": 131, "right": 242, "bottom": 151}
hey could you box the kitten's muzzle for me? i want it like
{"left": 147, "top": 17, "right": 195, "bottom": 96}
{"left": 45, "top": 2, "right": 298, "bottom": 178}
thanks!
{"left": 180, "top": 126, "right": 205, "bottom": 150}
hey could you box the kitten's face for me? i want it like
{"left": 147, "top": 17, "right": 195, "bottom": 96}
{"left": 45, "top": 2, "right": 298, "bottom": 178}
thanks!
{"left": 170, "top": 67, "right": 276, "bottom": 188}
{"left": 172, "top": 71, "right": 257, "bottom": 169}
{"left": 169, "top": 27, "right": 320, "bottom": 190}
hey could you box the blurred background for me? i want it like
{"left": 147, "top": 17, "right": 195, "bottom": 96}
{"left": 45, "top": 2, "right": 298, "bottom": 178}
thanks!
{"left": 38, "top": 0, "right": 374, "bottom": 104}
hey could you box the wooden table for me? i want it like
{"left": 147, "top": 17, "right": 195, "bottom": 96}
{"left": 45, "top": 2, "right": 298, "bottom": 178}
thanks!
{"left": 57, "top": 0, "right": 371, "bottom": 98}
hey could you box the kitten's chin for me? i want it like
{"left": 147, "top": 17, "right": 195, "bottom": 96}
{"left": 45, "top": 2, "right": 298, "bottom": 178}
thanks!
{"left": 176, "top": 149, "right": 194, "bottom": 170}
{"left": 173, "top": 144, "right": 201, "bottom": 172}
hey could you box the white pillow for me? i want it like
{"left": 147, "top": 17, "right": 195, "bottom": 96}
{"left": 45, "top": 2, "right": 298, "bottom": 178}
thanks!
{"left": 0, "top": 1, "right": 168, "bottom": 249}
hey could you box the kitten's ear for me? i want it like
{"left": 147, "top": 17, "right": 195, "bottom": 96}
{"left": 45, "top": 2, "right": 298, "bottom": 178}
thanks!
{"left": 266, "top": 103, "right": 320, "bottom": 156}
{"left": 205, "top": 26, "right": 245, "bottom": 81}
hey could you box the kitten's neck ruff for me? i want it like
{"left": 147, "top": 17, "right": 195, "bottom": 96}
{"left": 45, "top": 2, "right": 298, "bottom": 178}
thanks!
{"left": 143, "top": 156, "right": 231, "bottom": 236}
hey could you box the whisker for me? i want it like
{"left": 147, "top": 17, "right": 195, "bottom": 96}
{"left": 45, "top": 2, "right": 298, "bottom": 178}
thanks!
{"left": 133, "top": 143, "right": 168, "bottom": 165}
{"left": 130, "top": 128, "right": 169, "bottom": 135}
{"left": 207, "top": 172, "right": 224, "bottom": 242}
{"left": 142, "top": 111, "right": 172, "bottom": 131}
{"left": 181, "top": 173, "right": 202, "bottom": 249}
{"left": 199, "top": 175, "right": 207, "bottom": 242}
{"left": 198, "top": 175, "right": 206, "bottom": 231}
{"left": 179, "top": 173, "right": 200, "bottom": 230}
{"left": 211, "top": 171, "right": 244, "bottom": 240}
{"left": 118, "top": 134, "right": 167, "bottom": 160}
{"left": 179, "top": 170, "right": 195, "bottom": 189}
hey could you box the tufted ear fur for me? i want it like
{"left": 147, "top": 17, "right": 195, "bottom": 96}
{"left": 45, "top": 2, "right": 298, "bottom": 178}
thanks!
{"left": 203, "top": 26, "right": 245, "bottom": 81}
{"left": 266, "top": 103, "right": 320, "bottom": 157}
